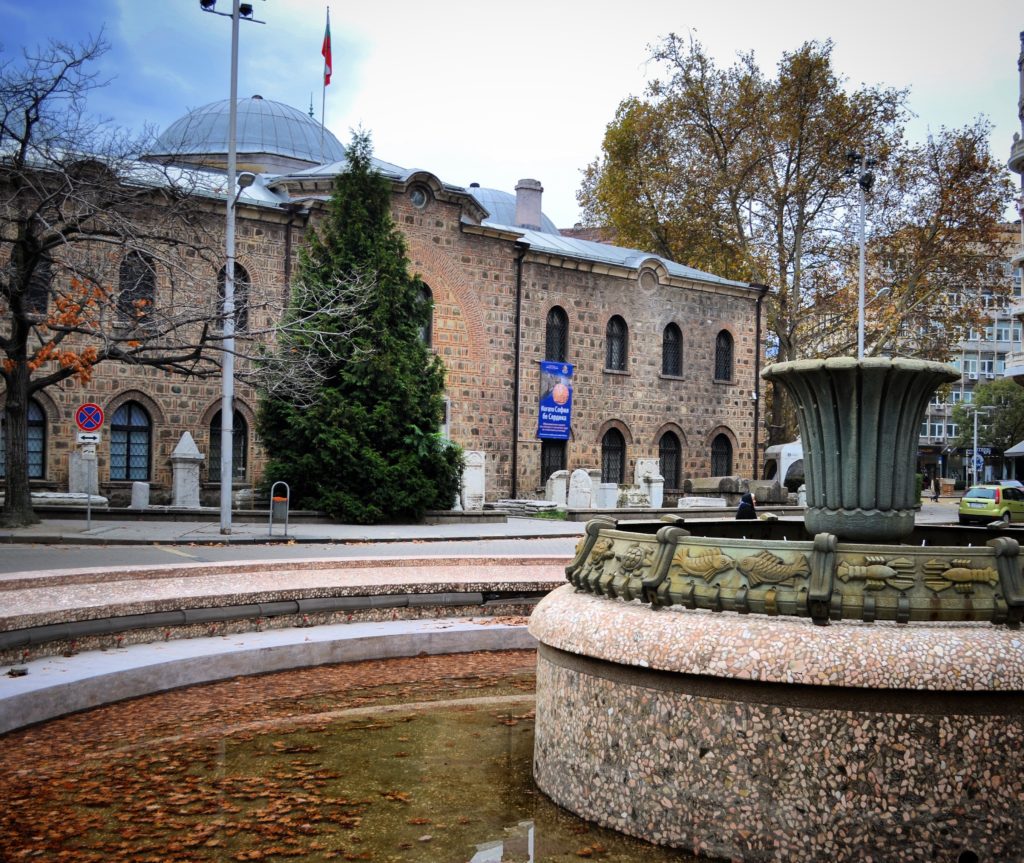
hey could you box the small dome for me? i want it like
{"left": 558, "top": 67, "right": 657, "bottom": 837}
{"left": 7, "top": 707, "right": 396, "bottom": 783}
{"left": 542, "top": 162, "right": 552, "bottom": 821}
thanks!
{"left": 148, "top": 96, "right": 345, "bottom": 171}
{"left": 465, "top": 185, "right": 560, "bottom": 235}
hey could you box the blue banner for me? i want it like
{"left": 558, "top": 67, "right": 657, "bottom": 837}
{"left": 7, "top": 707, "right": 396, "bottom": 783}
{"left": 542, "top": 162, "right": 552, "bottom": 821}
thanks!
{"left": 537, "top": 361, "right": 574, "bottom": 440}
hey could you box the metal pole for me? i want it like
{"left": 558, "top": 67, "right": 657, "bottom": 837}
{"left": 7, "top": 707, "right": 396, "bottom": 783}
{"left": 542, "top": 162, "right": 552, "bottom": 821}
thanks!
{"left": 857, "top": 180, "right": 866, "bottom": 360}
{"left": 219, "top": 0, "right": 240, "bottom": 535}
{"left": 973, "top": 408, "right": 979, "bottom": 487}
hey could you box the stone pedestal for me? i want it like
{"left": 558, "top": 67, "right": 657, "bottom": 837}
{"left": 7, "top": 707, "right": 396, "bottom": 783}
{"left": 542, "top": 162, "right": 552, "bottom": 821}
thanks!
{"left": 130, "top": 482, "right": 150, "bottom": 509}
{"left": 169, "top": 432, "right": 204, "bottom": 509}
{"left": 634, "top": 458, "right": 664, "bottom": 508}
{"left": 594, "top": 482, "right": 618, "bottom": 509}
{"left": 68, "top": 450, "right": 98, "bottom": 496}
{"left": 462, "top": 450, "right": 485, "bottom": 511}
{"left": 566, "top": 469, "right": 593, "bottom": 509}
{"left": 545, "top": 470, "right": 569, "bottom": 507}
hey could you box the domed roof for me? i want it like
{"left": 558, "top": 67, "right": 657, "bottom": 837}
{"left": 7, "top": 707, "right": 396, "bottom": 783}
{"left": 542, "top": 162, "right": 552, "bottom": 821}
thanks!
{"left": 149, "top": 95, "right": 345, "bottom": 169}
{"left": 465, "top": 184, "right": 560, "bottom": 235}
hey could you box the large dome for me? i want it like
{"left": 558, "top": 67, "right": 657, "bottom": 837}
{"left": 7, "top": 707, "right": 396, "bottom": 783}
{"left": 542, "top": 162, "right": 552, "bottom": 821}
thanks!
{"left": 148, "top": 95, "right": 346, "bottom": 172}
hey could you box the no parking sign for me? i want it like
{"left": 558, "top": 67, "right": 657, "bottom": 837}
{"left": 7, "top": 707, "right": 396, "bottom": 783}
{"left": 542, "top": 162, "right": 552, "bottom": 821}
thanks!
{"left": 75, "top": 403, "right": 104, "bottom": 432}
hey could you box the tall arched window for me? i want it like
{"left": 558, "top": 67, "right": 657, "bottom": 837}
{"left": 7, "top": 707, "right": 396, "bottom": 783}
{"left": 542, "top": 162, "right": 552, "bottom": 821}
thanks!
{"left": 605, "top": 315, "right": 628, "bottom": 371}
{"left": 0, "top": 399, "right": 46, "bottom": 479}
{"left": 209, "top": 410, "right": 249, "bottom": 482}
{"left": 662, "top": 323, "right": 682, "bottom": 376}
{"left": 118, "top": 251, "right": 156, "bottom": 326}
{"left": 711, "top": 433, "right": 733, "bottom": 477}
{"left": 601, "top": 428, "right": 626, "bottom": 483}
{"left": 659, "top": 431, "right": 681, "bottom": 490}
{"left": 714, "top": 330, "right": 734, "bottom": 381}
{"left": 419, "top": 285, "right": 433, "bottom": 346}
{"left": 545, "top": 306, "right": 568, "bottom": 362}
{"left": 110, "top": 401, "right": 151, "bottom": 481}
{"left": 217, "top": 263, "right": 250, "bottom": 332}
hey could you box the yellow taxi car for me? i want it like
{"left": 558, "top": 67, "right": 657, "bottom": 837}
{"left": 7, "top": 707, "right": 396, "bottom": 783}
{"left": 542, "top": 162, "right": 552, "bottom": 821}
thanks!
{"left": 958, "top": 484, "right": 1024, "bottom": 525}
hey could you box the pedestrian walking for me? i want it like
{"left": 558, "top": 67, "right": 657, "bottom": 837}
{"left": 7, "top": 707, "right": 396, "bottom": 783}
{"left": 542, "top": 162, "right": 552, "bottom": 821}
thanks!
{"left": 736, "top": 491, "right": 757, "bottom": 520}
{"left": 931, "top": 474, "right": 941, "bottom": 503}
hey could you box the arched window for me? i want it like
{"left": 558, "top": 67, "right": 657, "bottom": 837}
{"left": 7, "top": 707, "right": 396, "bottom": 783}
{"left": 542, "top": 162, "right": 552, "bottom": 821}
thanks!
{"left": 545, "top": 306, "right": 568, "bottom": 362}
{"left": 601, "top": 428, "right": 626, "bottom": 484}
{"left": 662, "top": 323, "right": 682, "bottom": 376}
{"left": 714, "top": 330, "right": 734, "bottom": 381}
{"left": 540, "top": 439, "right": 567, "bottom": 484}
{"left": 118, "top": 251, "right": 155, "bottom": 326}
{"left": 605, "top": 315, "right": 628, "bottom": 371}
{"left": 110, "top": 401, "right": 151, "bottom": 481}
{"left": 0, "top": 399, "right": 46, "bottom": 479}
{"left": 209, "top": 410, "right": 249, "bottom": 482}
{"left": 419, "top": 285, "right": 433, "bottom": 346}
{"left": 217, "top": 263, "right": 250, "bottom": 332}
{"left": 711, "top": 433, "right": 733, "bottom": 477}
{"left": 659, "top": 431, "right": 681, "bottom": 490}
{"left": 25, "top": 256, "right": 51, "bottom": 316}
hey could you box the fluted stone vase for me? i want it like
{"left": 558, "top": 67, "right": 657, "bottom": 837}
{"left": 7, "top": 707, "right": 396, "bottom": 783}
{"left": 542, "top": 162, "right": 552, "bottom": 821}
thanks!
{"left": 762, "top": 357, "right": 960, "bottom": 541}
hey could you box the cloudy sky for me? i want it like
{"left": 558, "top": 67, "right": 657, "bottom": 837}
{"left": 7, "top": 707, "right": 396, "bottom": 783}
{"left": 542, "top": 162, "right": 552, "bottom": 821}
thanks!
{"left": 1, "top": 0, "right": 1021, "bottom": 228}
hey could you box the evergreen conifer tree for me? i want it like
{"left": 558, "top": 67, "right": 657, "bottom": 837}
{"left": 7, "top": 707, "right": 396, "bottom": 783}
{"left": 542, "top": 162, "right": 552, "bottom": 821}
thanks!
{"left": 257, "top": 131, "right": 462, "bottom": 523}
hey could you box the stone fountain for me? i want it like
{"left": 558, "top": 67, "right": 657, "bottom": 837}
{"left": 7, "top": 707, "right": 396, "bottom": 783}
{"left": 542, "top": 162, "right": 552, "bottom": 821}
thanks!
{"left": 530, "top": 358, "right": 1024, "bottom": 862}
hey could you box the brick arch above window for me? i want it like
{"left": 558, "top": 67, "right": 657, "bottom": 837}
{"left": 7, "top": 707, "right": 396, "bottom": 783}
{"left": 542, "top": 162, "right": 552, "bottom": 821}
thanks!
{"left": 105, "top": 389, "right": 166, "bottom": 427}
{"left": 654, "top": 422, "right": 687, "bottom": 448}
{"left": 595, "top": 417, "right": 633, "bottom": 445}
{"left": 199, "top": 398, "right": 256, "bottom": 430}
{"left": 406, "top": 244, "right": 486, "bottom": 367}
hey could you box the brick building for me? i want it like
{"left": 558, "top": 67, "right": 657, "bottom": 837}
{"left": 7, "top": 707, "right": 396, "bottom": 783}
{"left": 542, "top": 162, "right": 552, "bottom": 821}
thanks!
{"left": 4, "top": 96, "right": 766, "bottom": 506}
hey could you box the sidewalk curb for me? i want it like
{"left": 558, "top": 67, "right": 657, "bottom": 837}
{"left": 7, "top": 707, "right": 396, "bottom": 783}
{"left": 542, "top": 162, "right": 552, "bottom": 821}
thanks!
{"left": 0, "top": 530, "right": 585, "bottom": 547}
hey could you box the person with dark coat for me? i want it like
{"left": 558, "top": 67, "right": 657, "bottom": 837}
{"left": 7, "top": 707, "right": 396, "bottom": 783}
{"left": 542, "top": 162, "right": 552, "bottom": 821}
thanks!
{"left": 736, "top": 492, "right": 757, "bottom": 520}
{"left": 932, "top": 475, "right": 941, "bottom": 503}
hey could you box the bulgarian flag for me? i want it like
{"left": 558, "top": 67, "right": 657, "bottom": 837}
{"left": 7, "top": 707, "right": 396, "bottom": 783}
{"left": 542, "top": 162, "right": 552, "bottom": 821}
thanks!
{"left": 321, "top": 8, "right": 332, "bottom": 86}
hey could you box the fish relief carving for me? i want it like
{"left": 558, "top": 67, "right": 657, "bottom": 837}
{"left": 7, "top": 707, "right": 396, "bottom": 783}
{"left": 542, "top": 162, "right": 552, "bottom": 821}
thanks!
{"left": 737, "top": 550, "right": 811, "bottom": 587}
{"left": 670, "top": 546, "right": 734, "bottom": 582}
{"left": 923, "top": 559, "right": 999, "bottom": 594}
{"left": 836, "top": 556, "right": 916, "bottom": 592}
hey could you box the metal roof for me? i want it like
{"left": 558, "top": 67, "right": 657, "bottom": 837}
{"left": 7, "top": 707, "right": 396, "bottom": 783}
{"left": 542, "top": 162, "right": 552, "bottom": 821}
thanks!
{"left": 149, "top": 96, "right": 346, "bottom": 165}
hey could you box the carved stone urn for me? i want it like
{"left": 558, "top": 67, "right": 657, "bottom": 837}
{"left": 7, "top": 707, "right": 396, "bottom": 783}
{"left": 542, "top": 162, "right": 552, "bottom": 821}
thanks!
{"left": 762, "top": 357, "right": 960, "bottom": 541}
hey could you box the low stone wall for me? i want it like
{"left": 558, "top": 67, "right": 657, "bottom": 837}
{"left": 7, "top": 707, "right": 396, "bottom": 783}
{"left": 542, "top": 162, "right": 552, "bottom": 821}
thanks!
{"left": 530, "top": 586, "right": 1024, "bottom": 862}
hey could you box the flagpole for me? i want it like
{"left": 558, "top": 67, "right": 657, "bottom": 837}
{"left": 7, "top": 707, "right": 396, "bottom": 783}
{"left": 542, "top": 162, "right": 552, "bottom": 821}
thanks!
{"left": 320, "top": 6, "right": 330, "bottom": 162}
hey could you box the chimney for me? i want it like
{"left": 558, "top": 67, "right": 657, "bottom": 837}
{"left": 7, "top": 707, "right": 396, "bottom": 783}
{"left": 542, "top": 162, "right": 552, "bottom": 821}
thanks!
{"left": 514, "top": 178, "right": 544, "bottom": 230}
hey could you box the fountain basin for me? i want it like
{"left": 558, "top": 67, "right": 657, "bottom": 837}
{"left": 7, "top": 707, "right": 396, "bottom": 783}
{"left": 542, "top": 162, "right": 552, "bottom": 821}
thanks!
{"left": 530, "top": 585, "right": 1024, "bottom": 862}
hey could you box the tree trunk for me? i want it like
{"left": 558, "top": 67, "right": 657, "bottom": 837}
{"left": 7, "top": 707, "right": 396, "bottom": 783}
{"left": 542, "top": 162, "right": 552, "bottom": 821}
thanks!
{"left": 2, "top": 363, "right": 39, "bottom": 527}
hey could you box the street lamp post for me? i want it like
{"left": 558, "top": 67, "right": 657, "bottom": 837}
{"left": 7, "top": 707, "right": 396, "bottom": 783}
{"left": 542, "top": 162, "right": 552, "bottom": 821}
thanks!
{"left": 200, "top": 0, "right": 264, "bottom": 535}
{"left": 845, "top": 151, "right": 876, "bottom": 360}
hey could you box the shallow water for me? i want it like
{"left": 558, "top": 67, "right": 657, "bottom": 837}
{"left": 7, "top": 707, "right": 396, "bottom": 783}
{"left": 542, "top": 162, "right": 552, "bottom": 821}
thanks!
{"left": 0, "top": 650, "right": 697, "bottom": 862}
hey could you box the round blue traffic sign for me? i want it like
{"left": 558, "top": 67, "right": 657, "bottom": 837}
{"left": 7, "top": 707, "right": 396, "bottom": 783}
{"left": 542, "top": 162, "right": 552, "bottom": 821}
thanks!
{"left": 76, "top": 403, "right": 104, "bottom": 432}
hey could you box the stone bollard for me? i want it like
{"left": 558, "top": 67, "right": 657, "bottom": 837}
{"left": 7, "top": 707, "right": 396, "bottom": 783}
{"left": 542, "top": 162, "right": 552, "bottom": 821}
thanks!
{"left": 169, "top": 432, "right": 204, "bottom": 509}
{"left": 130, "top": 481, "right": 150, "bottom": 509}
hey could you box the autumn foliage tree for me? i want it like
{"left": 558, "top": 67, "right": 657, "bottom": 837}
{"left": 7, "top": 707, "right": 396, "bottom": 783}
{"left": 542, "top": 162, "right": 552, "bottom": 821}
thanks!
{"left": 1, "top": 37, "right": 227, "bottom": 526}
{"left": 580, "top": 34, "right": 1013, "bottom": 443}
